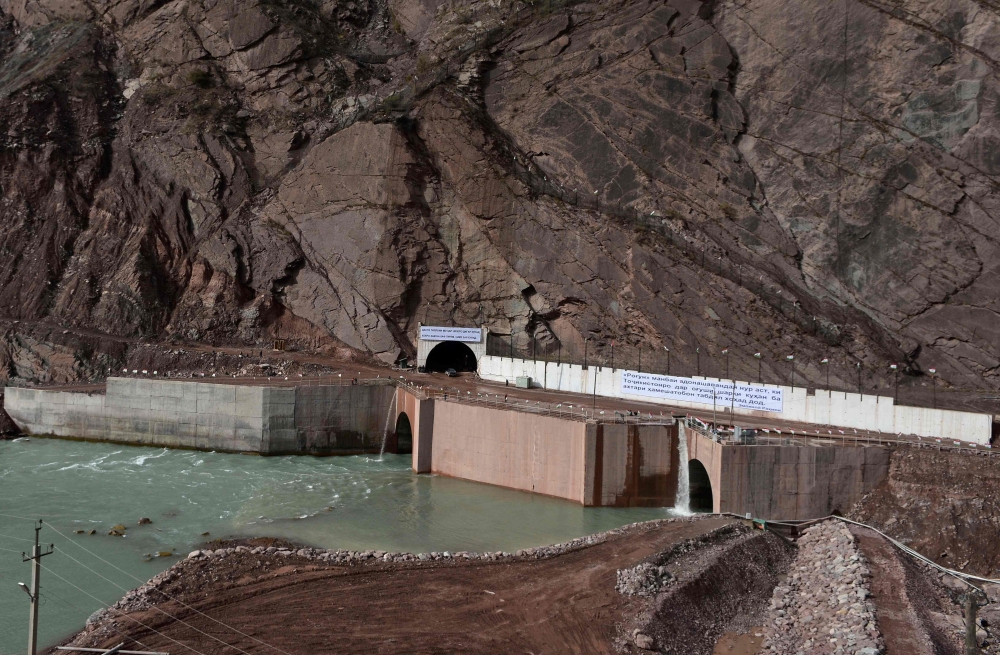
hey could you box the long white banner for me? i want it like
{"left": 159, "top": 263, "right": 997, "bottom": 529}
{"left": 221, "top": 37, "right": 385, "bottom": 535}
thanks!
{"left": 419, "top": 326, "right": 482, "bottom": 343}
{"left": 620, "top": 371, "right": 783, "bottom": 413}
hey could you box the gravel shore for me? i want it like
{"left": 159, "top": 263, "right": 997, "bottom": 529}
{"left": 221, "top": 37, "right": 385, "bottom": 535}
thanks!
{"left": 83, "top": 516, "right": 709, "bottom": 630}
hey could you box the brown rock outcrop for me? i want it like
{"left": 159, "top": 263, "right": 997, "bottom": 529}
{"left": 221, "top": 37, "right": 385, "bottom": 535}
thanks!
{"left": 0, "top": 0, "right": 995, "bottom": 390}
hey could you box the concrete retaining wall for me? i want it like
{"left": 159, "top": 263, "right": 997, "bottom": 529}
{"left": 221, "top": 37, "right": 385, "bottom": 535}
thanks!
{"left": 719, "top": 444, "right": 890, "bottom": 520}
{"left": 428, "top": 401, "right": 678, "bottom": 506}
{"left": 682, "top": 427, "right": 890, "bottom": 520}
{"left": 429, "top": 402, "right": 590, "bottom": 502}
{"left": 479, "top": 356, "right": 992, "bottom": 444}
{"left": 4, "top": 379, "right": 394, "bottom": 455}
{"left": 584, "top": 423, "right": 678, "bottom": 507}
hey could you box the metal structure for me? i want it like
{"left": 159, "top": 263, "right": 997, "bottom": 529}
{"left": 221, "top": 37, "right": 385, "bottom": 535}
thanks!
{"left": 19, "top": 521, "right": 54, "bottom": 655}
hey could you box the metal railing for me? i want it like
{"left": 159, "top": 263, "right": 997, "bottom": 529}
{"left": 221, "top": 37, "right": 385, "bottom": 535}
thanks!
{"left": 396, "top": 379, "right": 675, "bottom": 425}
{"left": 684, "top": 415, "right": 997, "bottom": 457}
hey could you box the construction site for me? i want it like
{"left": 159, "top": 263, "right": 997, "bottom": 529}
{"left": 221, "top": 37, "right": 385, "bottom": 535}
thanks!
{"left": 1, "top": 328, "right": 999, "bottom": 655}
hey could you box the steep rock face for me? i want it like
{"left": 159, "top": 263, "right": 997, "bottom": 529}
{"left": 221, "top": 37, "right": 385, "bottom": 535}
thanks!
{"left": 715, "top": 0, "right": 1000, "bottom": 384}
{"left": 0, "top": 0, "right": 996, "bottom": 388}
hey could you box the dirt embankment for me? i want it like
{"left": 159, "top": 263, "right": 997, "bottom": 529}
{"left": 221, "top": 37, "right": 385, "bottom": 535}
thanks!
{"left": 850, "top": 525, "right": 970, "bottom": 655}
{"left": 849, "top": 447, "right": 1000, "bottom": 577}
{"left": 64, "top": 517, "right": 800, "bottom": 655}
{"left": 621, "top": 524, "right": 794, "bottom": 654}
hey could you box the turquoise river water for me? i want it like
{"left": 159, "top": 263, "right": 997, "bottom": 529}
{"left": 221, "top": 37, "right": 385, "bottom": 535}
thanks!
{"left": 0, "top": 437, "right": 671, "bottom": 653}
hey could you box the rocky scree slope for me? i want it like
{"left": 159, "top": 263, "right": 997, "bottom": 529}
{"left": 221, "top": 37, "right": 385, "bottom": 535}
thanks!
{"left": 849, "top": 446, "right": 1000, "bottom": 578}
{"left": 0, "top": 0, "right": 997, "bottom": 391}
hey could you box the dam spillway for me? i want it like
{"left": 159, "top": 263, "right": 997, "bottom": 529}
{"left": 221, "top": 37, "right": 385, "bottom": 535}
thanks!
{"left": 4, "top": 377, "right": 892, "bottom": 518}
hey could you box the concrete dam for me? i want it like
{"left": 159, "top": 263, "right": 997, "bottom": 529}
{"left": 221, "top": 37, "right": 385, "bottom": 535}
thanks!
{"left": 5, "top": 377, "right": 891, "bottom": 519}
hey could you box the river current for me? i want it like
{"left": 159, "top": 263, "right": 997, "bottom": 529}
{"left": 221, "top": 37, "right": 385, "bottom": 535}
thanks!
{"left": 0, "top": 437, "right": 670, "bottom": 652}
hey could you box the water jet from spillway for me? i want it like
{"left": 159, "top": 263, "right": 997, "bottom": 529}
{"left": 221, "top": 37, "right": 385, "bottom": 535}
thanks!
{"left": 675, "top": 430, "right": 691, "bottom": 515}
{"left": 380, "top": 392, "right": 397, "bottom": 459}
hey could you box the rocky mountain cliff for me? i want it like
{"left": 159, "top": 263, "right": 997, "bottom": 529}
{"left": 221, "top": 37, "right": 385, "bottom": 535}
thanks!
{"left": 0, "top": 0, "right": 997, "bottom": 390}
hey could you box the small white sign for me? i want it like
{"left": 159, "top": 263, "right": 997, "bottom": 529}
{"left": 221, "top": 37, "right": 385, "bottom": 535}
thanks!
{"left": 419, "top": 326, "right": 482, "bottom": 343}
{"left": 620, "top": 371, "right": 784, "bottom": 413}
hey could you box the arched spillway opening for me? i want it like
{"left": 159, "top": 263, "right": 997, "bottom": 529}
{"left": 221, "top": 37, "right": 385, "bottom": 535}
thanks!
{"left": 688, "top": 459, "right": 713, "bottom": 512}
{"left": 425, "top": 341, "right": 478, "bottom": 372}
{"left": 395, "top": 412, "right": 413, "bottom": 455}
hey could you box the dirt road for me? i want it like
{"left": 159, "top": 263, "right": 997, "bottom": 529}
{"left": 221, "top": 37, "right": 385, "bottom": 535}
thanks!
{"left": 72, "top": 518, "right": 732, "bottom": 655}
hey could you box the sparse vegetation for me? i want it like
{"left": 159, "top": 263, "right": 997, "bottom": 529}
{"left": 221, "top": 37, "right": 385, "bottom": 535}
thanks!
{"left": 141, "top": 82, "right": 175, "bottom": 105}
{"left": 187, "top": 69, "right": 213, "bottom": 89}
{"left": 416, "top": 53, "right": 433, "bottom": 75}
{"left": 719, "top": 202, "right": 738, "bottom": 219}
{"left": 381, "top": 92, "right": 409, "bottom": 113}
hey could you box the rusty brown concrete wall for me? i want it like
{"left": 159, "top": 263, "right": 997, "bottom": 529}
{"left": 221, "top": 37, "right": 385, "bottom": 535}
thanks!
{"left": 429, "top": 402, "right": 590, "bottom": 502}
{"left": 584, "top": 423, "right": 678, "bottom": 507}
{"left": 719, "top": 445, "right": 891, "bottom": 520}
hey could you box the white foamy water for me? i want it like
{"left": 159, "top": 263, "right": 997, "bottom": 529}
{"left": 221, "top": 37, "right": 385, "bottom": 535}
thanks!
{"left": 675, "top": 427, "right": 691, "bottom": 514}
{"left": 0, "top": 437, "right": 675, "bottom": 653}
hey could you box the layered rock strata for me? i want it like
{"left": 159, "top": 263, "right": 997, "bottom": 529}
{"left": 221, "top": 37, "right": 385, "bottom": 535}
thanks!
{"left": 0, "top": 0, "right": 998, "bottom": 391}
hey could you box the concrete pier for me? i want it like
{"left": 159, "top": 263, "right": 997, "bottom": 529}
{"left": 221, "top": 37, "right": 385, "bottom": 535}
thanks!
{"left": 682, "top": 424, "right": 890, "bottom": 519}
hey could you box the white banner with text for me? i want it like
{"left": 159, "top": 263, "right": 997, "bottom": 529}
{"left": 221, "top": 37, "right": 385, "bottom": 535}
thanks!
{"left": 419, "top": 326, "right": 483, "bottom": 343}
{"left": 620, "top": 371, "right": 783, "bottom": 413}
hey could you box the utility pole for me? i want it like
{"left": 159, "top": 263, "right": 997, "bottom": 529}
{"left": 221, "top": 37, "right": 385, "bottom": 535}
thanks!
{"left": 965, "top": 588, "right": 984, "bottom": 655}
{"left": 712, "top": 390, "right": 717, "bottom": 433}
{"left": 20, "top": 520, "right": 55, "bottom": 655}
{"left": 592, "top": 363, "right": 597, "bottom": 410}
{"left": 929, "top": 368, "right": 937, "bottom": 408}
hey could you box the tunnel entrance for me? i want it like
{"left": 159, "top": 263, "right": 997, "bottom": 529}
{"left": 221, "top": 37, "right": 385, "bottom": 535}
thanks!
{"left": 688, "top": 459, "right": 713, "bottom": 512}
{"left": 394, "top": 413, "right": 412, "bottom": 455}
{"left": 425, "top": 341, "right": 478, "bottom": 372}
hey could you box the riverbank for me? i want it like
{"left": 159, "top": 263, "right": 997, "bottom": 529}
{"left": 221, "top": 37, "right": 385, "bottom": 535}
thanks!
{"left": 0, "top": 438, "right": 671, "bottom": 654}
{"left": 59, "top": 516, "right": 1000, "bottom": 654}
{"left": 65, "top": 517, "right": 761, "bottom": 654}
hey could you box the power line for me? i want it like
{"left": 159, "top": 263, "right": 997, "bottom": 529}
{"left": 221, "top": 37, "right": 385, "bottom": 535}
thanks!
{"left": 0, "top": 533, "right": 39, "bottom": 544}
{"left": 40, "top": 523, "right": 292, "bottom": 655}
{"left": 38, "top": 588, "right": 157, "bottom": 655}
{"left": 0, "top": 513, "right": 39, "bottom": 522}
{"left": 38, "top": 564, "right": 209, "bottom": 655}
{"left": 49, "top": 548, "right": 256, "bottom": 655}
{"left": 0, "top": 545, "right": 26, "bottom": 554}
